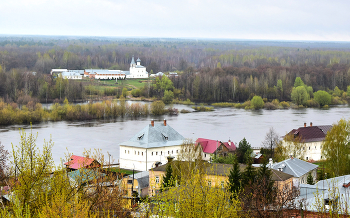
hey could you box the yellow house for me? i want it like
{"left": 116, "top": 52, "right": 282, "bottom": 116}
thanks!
{"left": 120, "top": 171, "right": 149, "bottom": 207}
{"left": 149, "top": 161, "right": 294, "bottom": 197}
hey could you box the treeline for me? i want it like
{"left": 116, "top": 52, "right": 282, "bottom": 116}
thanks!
{"left": 0, "top": 98, "right": 172, "bottom": 125}
{"left": 171, "top": 64, "right": 350, "bottom": 103}
{"left": 1, "top": 36, "right": 350, "bottom": 75}
{"left": 2, "top": 36, "right": 350, "bottom": 104}
{"left": 0, "top": 70, "right": 85, "bottom": 103}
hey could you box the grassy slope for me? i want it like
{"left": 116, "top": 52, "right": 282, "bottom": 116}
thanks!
{"left": 84, "top": 78, "right": 152, "bottom": 90}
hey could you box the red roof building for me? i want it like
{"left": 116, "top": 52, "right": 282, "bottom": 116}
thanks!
{"left": 64, "top": 155, "right": 100, "bottom": 171}
{"left": 196, "top": 138, "right": 236, "bottom": 160}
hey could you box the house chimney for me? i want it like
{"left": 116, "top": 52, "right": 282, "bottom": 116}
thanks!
{"left": 310, "top": 122, "right": 313, "bottom": 127}
{"left": 290, "top": 155, "right": 294, "bottom": 159}
{"left": 304, "top": 123, "right": 306, "bottom": 127}
{"left": 151, "top": 119, "right": 154, "bottom": 127}
{"left": 228, "top": 139, "right": 231, "bottom": 146}
{"left": 164, "top": 119, "right": 167, "bottom": 126}
{"left": 269, "top": 158, "right": 273, "bottom": 167}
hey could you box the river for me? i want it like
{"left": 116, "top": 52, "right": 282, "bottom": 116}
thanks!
{"left": 0, "top": 103, "right": 349, "bottom": 166}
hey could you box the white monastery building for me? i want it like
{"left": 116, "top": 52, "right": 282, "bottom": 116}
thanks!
{"left": 125, "top": 56, "right": 148, "bottom": 79}
{"left": 84, "top": 69, "right": 126, "bottom": 80}
{"left": 51, "top": 55, "right": 148, "bottom": 80}
{"left": 119, "top": 120, "right": 185, "bottom": 171}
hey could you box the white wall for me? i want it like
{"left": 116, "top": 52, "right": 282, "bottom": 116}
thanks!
{"left": 282, "top": 140, "right": 324, "bottom": 161}
{"left": 119, "top": 145, "right": 182, "bottom": 171}
{"left": 128, "top": 65, "right": 148, "bottom": 78}
{"left": 304, "top": 141, "right": 323, "bottom": 161}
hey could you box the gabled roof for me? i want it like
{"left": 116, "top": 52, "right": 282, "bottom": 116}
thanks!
{"left": 64, "top": 155, "right": 98, "bottom": 170}
{"left": 119, "top": 122, "right": 185, "bottom": 149}
{"left": 196, "top": 138, "right": 236, "bottom": 154}
{"left": 286, "top": 125, "right": 332, "bottom": 142}
{"left": 271, "top": 169, "right": 294, "bottom": 181}
{"left": 271, "top": 158, "right": 318, "bottom": 178}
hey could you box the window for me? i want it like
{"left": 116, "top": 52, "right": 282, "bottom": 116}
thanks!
{"left": 125, "top": 150, "right": 126, "bottom": 154}
{"left": 321, "top": 145, "right": 322, "bottom": 149}
{"left": 156, "top": 176, "right": 160, "bottom": 184}
{"left": 142, "top": 152, "right": 143, "bottom": 156}
{"left": 152, "top": 152, "right": 153, "bottom": 156}
{"left": 315, "top": 146, "right": 316, "bottom": 149}
{"left": 168, "top": 151, "right": 170, "bottom": 154}
{"left": 138, "top": 151, "right": 140, "bottom": 155}
{"left": 161, "top": 151, "right": 162, "bottom": 155}
{"left": 135, "top": 151, "right": 136, "bottom": 155}
{"left": 176, "top": 150, "right": 178, "bottom": 153}
{"left": 128, "top": 150, "right": 129, "bottom": 154}
{"left": 205, "top": 154, "right": 207, "bottom": 158}
{"left": 221, "top": 181, "right": 225, "bottom": 188}
{"left": 309, "top": 147, "right": 310, "bottom": 150}
{"left": 156, "top": 152, "right": 158, "bottom": 155}
{"left": 306, "top": 157, "right": 309, "bottom": 160}
{"left": 172, "top": 150, "right": 173, "bottom": 154}
{"left": 127, "top": 180, "right": 133, "bottom": 184}
{"left": 208, "top": 180, "right": 212, "bottom": 187}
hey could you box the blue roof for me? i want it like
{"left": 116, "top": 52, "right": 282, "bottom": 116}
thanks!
{"left": 119, "top": 122, "right": 185, "bottom": 148}
{"left": 271, "top": 158, "right": 318, "bottom": 178}
{"left": 137, "top": 58, "right": 141, "bottom": 62}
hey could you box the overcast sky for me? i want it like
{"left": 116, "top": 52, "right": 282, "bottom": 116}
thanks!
{"left": 1, "top": 0, "right": 349, "bottom": 41}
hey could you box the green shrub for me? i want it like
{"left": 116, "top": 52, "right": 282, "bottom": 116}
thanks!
{"left": 251, "top": 96, "right": 264, "bottom": 110}
{"left": 151, "top": 101, "right": 166, "bottom": 115}
{"left": 131, "top": 89, "right": 141, "bottom": 97}
{"left": 279, "top": 101, "right": 290, "bottom": 109}
{"left": 162, "top": 90, "right": 174, "bottom": 104}
{"left": 306, "top": 99, "right": 319, "bottom": 108}
{"left": 180, "top": 109, "right": 191, "bottom": 113}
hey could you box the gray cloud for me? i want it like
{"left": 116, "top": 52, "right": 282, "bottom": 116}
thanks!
{"left": 0, "top": 0, "right": 349, "bottom": 41}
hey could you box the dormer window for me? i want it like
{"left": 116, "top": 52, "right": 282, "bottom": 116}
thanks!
{"left": 138, "top": 134, "right": 144, "bottom": 140}
{"left": 161, "top": 133, "right": 168, "bottom": 140}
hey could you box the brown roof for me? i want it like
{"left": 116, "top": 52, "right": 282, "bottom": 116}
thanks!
{"left": 287, "top": 125, "right": 332, "bottom": 142}
{"left": 271, "top": 169, "right": 294, "bottom": 181}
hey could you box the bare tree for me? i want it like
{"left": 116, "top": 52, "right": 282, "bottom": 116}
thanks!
{"left": 262, "top": 127, "right": 280, "bottom": 159}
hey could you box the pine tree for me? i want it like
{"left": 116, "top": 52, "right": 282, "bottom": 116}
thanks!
{"left": 236, "top": 138, "right": 253, "bottom": 164}
{"left": 162, "top": 163, "right": 173, "bottom": 189}
{"left": 307, "top": 172, "right": 314, "bottom": 185}
{"left": 257, "top": 157, "right": 274, "bottom": 201}
{"left": 227, "top": 156, "right": 241, "bottom": 194}
{"left": 241, "top": 159, "right": 255, "bottom": 188}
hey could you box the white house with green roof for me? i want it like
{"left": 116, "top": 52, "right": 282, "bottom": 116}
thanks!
{"left": 119, "top": 120, "right": 185, "bottom": 171}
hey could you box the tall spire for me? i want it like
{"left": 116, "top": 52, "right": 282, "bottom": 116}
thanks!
{"left": 130, "top": 55, "right": 136, "bottom": 67}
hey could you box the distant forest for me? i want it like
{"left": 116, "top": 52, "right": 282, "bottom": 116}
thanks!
{"left": 1, "top": 36, "right": 350, "bottom": 103}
